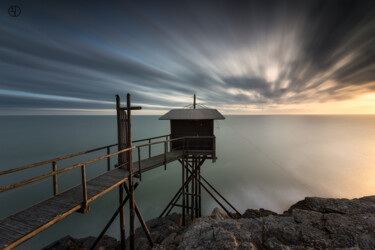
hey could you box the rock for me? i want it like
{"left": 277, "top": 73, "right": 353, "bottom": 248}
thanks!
{"left": 44, "top": 196, "right": 375, "bottom": 250}
{"left": 43, "top": 235, "right": 119, "bottom": 250}
{"left": 287, "top": 196, "right": 375, "bottom": 215}
{"left": 210, "top": 207, "right": 231, "bottom": 221}
{"left": 241, "top": 208, "right": 278, "bottom": 219}
{"left": 126, "top": 213, "right": 192, "bottom": 249}
{"left": 177, "top": 214, "right": 262, "bottom": 249}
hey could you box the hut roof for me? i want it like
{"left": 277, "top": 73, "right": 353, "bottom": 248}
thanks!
{"left": 159, "top": 109, "right": 225, "bottom": 120}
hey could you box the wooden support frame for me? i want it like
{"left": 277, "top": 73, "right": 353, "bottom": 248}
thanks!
{"left": 158, "top": 172, "right": 194, "bottom": 218}
{"left": 159, "top": 155, "right": 241, "bottom": 222}
{"left": 123, "top": 183, "right": 153, "bottom": 247}
{"left": 90, "top": 183, "right": 140, "bottom": 250}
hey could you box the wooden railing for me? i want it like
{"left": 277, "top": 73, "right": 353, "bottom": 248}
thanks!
{"left": 0, "top": 135, "right": 215, "bottom": 214}
{"left": 133, "top": 134, "right": 170, "bottom": 158}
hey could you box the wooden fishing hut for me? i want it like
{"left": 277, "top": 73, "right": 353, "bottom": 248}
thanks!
{"left": 158, "top": 95, "right": 241, "bottom": 225}
{"left": 159, "top": 94, "right": 225, "bottom": 161}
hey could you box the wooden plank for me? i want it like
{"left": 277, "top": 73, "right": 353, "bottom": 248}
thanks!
{"left": 86, "top": 184, "right": 105, "bottom": 197}
{"left": 39, "top": 199, "right": 77, "bottom": 213}
{"left": 0, "top": 225, "right": 24, "bottom": 242}
{"left": 0, "top": 239, "right": 9, "bottom": 249}
{"left": 56, "top": 187, "right": 85, "bottom": 206}
{"left": 1, "top": 205, "right": 82, "bottom": 250}
{"left": 0, "top": 217, "right": 37, "bottom": 233}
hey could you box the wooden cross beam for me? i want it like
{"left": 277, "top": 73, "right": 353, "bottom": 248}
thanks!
{"left": 116, "top": 94, "right": 142, "bottom": 111}
{"left": 120, "top": 106, "right": 142, "bottom": 111}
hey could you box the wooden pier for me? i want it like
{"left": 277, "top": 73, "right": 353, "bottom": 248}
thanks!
{"left": 0, "top": 139, "right": 185, "bottom": 249}
{"left": 0, "top": 93, "right": 239, "bottom": 250}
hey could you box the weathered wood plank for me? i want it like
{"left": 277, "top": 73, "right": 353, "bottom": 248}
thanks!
{"left": 86, "top": 184, "right": 104, "bottom": 197}
{"left": 0, "top": 225, "right": 24, "bottom": 242}
{"left": 0, "top": 218, "right": 37, "bottom": 237}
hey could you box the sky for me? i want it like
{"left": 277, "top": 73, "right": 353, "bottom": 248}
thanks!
{"left": 0, "top": 0, "right": 375, "bottom": 115}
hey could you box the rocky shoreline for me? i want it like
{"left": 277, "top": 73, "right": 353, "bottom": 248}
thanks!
{"left": 44, "top": 195, "right": 375, "bottom": 249}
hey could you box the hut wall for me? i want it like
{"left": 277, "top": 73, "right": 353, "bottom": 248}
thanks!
{"left": 170, "top": 120, "right": 214, "bottom": 151}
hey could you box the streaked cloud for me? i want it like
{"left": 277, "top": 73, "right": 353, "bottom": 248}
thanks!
{"left": 0, "top": 0, "right": 374, "bottom": 114}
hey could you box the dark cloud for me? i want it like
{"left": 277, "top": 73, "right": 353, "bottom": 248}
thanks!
{"left": 0, "top": 0, "right": 374, "bottom": 113}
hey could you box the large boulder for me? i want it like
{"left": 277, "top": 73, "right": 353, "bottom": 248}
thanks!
{"left": 287, "top": 195, "right": 375, "bottom": 215}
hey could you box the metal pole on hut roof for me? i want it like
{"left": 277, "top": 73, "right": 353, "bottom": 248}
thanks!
{"left": 193, "top": 94, "right": 196, "bottom": 109}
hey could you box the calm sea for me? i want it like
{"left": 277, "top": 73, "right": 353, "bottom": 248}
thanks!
{"left": 1, "top": 115, "right": 374, "bottom": 249}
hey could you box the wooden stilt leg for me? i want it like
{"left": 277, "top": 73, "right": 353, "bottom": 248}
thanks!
{"left": 119, "top": 184, "right": 126, "bottom": 250}
{"left": 182, "top": 158, "right": 186, "bottom": 225}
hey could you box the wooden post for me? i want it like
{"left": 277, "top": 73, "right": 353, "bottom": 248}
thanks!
{"left": 80, "top": 164, "right": 89, "bottom": 213}
{"left": 116, "top": 95, "right": 126, "bottom": 249}
{"left": 138, "top": 147, "right": 142, "bottom": 181}
{"left": 212, "top": 136, "right": 216, "bottom": 163}
{"left": 164, "top": 141, "right": 167, "bottom": 170}
{"left": 52, "top": 161, "right": 58, "bottom": 196}
{"left": 182, "top": 158, "right": 185, "bottom": 226}
{"left": 185, "top": 159, "right": 189, "bottom": 217}
{"left": 148, "top": 139, "right": 151, "bottom": 158}
{"left": 198, "top": 162, "right": 202, "bottom": 217}
{"left": 127, "top": 93, "right": 136, "bottom": 250}
{"left": 194, "top": 158, "right": 198, "bottom": 217}
{"left": 119, "top": 184, "right": 126, "bottom": 250}
{"left": 190, "top": 158, "right": 194, "bottom": 220}
{"left": 107, "top": 147, "right": 111, "bottom": 171}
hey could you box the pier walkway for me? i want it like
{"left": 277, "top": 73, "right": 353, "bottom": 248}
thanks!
{"left": 0, "top": 134, "right": 205, "bottom": 249}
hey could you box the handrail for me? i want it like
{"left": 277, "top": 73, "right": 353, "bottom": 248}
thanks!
{"left": 184, "top": 136, "right": 215, "bottom": 139}
{"left": 136, "top": 137, "right": 183, "bottom": 148}
{"left": 0, "top": 143, "right": 118, "bottom": 176}
{"left": 133, "top": 134, "right": 170, "bottom": 143}
{"left": 0, "top": 146, "right": 136, "bottom": 193}
{"left": 0, "top": 134, "right": 171, "bottom": 176}
{"left": 0, "top": 135, "right": 214, "bottom": 195}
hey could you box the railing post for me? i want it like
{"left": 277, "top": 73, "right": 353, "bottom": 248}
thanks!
{"left": 107, "top": 147, "right": 111, "bottom": 171}
{"left": 166, "top": 135, "right": 169, "bottom": 152}
{"left": 138, "top": 147, "right": 142, "bottom": 181}
{"left": 80, "top": 164, "right": 90, "bottom": 213}
{"left": 164, "top": 141, "right": 167, "bottom": 170}
{"left": 213, "top": 136, "right": 216, "bottom": 163}
{"left": 52, "top": 161, "right": 58, "bottom": 196}
{"left": 183, "top": 138, "right": 186, "bottom": 156}
{"left": 148, "top": 139, "right": 151, "bottom": 158}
